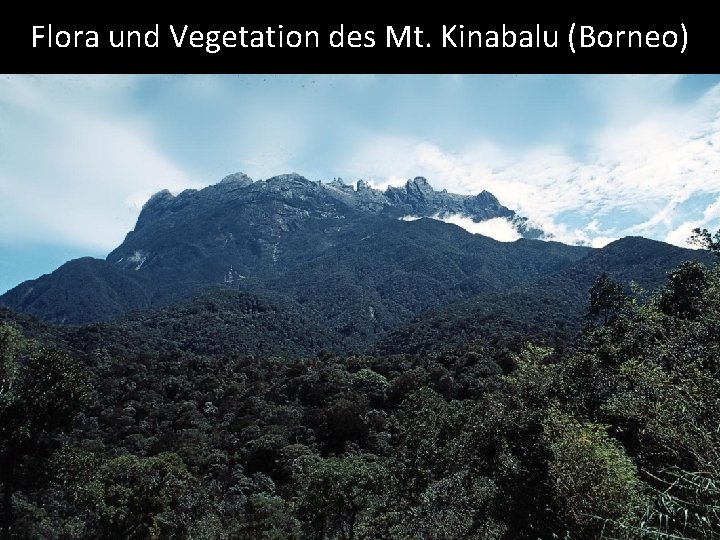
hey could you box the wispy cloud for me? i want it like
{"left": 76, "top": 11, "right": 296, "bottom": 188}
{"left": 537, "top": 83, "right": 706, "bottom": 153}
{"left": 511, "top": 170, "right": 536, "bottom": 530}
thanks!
{"left": 0, "top": 76, "right": 198, "bottom": 250}
{"left": 1, "top": 74, "right": 719, "bottom": 273}
{"left": 361, "top": 80, "right": 720, "bottom": 247}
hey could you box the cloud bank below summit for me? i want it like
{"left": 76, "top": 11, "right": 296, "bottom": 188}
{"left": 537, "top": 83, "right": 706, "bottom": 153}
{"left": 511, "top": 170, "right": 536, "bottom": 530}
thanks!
{"left": 401, "top": 214, "right": 523, "bottom": 243}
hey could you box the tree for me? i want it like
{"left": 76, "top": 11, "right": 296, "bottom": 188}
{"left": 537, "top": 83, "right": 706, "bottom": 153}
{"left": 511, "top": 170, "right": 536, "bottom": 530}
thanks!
{"left": 0, "top": 324, "right": 91, "bottom": 539}
{"left": 237, "top": 494, "right": 301, "bottom": 540}
{"left": 543, "top": 408, "right": 644, "bottom": 538}
{"left": 351, "top": 369, "right": 389, "bottom": 409}
{"left": 295, "top": 454, "right": 384, "bottom": 540}
{"left": 320, "top": 398, "right": 370, "bottom": 454}
{"left": 588, "top": 272, "right": 627, "bottom": 324}
{"left": 658, "top": 261, "right": 709, "bottom": 319}
{"left": 92, "top": 453, "right": 204, "bottom": 539}
{"left": 689, "top": 227, "right": 720, "bottom": 255}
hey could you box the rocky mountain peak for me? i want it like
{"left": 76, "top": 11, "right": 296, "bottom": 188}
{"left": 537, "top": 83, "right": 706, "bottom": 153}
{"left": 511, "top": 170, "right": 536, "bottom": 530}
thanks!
{"left": 219, "top": 172, "right": 253, "bottom": 187}
{"left": 136, "top": 190, "right": 176, "bottom": 231}
{"left": 357, "top": 179, "right": 372, "bottom": 191}
{"left": 329, "top": 178, "right": 354, "bottom": 192}
{"left": 267, "top": 173, "right": 313, "bottom": 185}
{"left": 472, "top": 190, "right": 503, "bottom": 211}
{"left": 145, "top": 189, "right": 175, "bottom": 205}
{"left": 408, "top": 176, "right": 434, "bottom": 194}
{"left": 132, "top": 173, "right": 542, "bottom": 240}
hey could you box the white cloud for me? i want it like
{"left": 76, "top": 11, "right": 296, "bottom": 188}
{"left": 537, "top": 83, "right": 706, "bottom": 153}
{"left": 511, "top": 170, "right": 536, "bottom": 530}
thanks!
{"left": 665, "top": 221, "right": 703, "bottom": 249}
{"left": 342, "top": 80, "right": 720, "bottom": 249}
{"left": 0, "top": 76, "right": 199, "bottom": 250}
{"left": 399, "top": 214, "right": 521, "bottom": 242}
{"left": 590, "top": 236, "right": 619, "bottom": 248}
{"left": 439, "top": 215, "right": 521, "bottom": 242}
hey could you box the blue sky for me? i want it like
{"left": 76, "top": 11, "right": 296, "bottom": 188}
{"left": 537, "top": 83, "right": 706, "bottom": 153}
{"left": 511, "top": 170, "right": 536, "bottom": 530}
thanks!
{"left": 1, "top": 74, "right": 720, "bottom": 294}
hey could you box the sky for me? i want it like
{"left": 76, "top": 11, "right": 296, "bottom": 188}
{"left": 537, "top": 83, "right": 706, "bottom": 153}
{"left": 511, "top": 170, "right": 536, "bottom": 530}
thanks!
{"left": 1, "top": 74, "right": 720, "bottom": 294}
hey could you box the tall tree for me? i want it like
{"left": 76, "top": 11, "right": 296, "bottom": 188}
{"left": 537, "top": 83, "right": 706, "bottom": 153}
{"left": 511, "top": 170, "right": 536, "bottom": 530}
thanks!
{"left": 0, "top": 324, "right": 90, "bottom": 539}
{"left": 587, "top": 272, "right": 627, "bottom": 324}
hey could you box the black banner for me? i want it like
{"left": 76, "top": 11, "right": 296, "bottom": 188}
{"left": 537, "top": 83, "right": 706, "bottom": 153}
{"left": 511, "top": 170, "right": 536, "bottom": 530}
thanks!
{"left": 2, "top": 14, "right": 716, "bottom": 73}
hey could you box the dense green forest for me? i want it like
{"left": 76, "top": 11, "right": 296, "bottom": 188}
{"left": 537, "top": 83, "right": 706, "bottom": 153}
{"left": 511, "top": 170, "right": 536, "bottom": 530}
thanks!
{"left": 2, "top": 234, "right": 720, "bottom": 538}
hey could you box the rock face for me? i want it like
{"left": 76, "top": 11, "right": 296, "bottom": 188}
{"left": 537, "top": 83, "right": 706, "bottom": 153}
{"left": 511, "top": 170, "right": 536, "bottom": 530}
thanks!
{"left": 107, "top": 174, "right": 545, "bottom": 297}
{"left": 386, "top": 178, "right": 505, "bottom": 217}
{"left": 135, "top": 173, "right": 535, "bottom": 229}
{"left": 312, "top": 175, "right": 540, "bottom": 234}
{"left": 112, "top": 172, "right": 543, "bottom": 273}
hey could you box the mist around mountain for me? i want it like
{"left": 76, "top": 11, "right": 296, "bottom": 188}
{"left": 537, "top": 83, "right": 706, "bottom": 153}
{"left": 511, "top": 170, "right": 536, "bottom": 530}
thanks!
{"left": 1, "top": 173, "right": 718, "bottom": 539}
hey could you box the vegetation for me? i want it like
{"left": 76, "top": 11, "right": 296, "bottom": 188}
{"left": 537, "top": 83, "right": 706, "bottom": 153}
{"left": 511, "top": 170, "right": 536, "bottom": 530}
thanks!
{"left": 1, "top": 235, "right": 719, "bottom": 538}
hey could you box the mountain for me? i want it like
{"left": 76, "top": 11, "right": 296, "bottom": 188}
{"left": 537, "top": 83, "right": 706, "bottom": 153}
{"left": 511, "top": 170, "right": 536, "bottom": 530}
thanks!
{"left": 0, "top": 173, "right": 550, "bottom": 330}
{"left": 107, "top": 172, "right": 542, "bottom": 288}
{"left": 0, "top": 172, "right": 710, "bottom": 352}
{"left": 0, "top": 257, "right": 149, "bottom": 324}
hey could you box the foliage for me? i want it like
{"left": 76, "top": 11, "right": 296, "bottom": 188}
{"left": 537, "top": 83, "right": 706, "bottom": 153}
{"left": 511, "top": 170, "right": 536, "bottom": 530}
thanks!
{"left": 2, "top": 240, "right": 720, "bottom": 538}
{"left": 295, "top": 454, "right": 384, "bottom": 539}
{"left": 543, "top": 408, "right": 644, "bottom": 537}
{"left": 0, "top": 323, "right": 91, "bottom": 539}
{"left": 588, "top": 272, "right": 628, "bottom": 324}
{"left": 689, "top": 226, "right": 720, "bottom": 254}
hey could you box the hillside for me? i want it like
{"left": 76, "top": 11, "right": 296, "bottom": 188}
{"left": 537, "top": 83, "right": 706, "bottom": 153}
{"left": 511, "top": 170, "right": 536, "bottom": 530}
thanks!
{"left": 376, "top": 236, "right": 715, "bottom": 355}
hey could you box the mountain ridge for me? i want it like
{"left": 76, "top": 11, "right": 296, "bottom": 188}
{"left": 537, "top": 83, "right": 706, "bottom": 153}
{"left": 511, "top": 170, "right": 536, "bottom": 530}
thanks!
{"left": 1, "top": 174, "right": 548, "bottom": 327}
{"left": 0, "top": 173, "right": 710, "bottom": 351}
{"left": 131, "top": 172, "right": 542, "bottom": 238}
